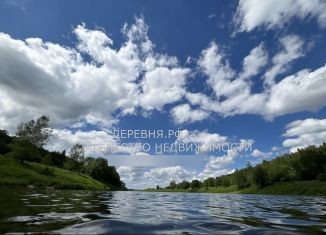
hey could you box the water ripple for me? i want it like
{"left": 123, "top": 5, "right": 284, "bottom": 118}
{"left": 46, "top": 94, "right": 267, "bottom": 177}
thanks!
{"left": 0, "top": 190, "right": 326, "bottom": 234}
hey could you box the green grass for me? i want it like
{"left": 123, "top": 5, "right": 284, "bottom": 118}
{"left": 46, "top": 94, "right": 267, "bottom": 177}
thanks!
{"left": 0, "top": 156, "right": 108, "bottom": 190}
{"left": 239, "top": 181, "right": 326, "bottom": 196}
{"left": 145, "top": 181, "right": 326, "bottom": 196}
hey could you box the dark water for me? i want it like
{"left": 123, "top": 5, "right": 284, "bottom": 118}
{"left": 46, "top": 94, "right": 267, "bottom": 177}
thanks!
{"left": 0, "top": 189, "right": 326, "bottom": 234}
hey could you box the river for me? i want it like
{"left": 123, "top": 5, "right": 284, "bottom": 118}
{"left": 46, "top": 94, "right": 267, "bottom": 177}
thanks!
{"left": 0, "top": 189, "right": 325, "bottom": 234}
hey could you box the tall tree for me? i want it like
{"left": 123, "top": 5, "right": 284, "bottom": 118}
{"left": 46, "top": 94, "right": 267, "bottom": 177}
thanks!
{"left": 69, "top": 144, "right": 85, "bottom": 163}
{"left": 16, "top": 116, "right": 53, "bottom": 148}
{"left": 190, "top": 179, "right": 201, "bottom": 189}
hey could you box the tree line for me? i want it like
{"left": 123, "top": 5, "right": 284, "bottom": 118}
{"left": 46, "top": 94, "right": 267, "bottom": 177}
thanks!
{"left": 165, "top": 143, "right": 326, "bottom": 190}
{"left": 0, "top": 116, "right": 125, "bottom": 189}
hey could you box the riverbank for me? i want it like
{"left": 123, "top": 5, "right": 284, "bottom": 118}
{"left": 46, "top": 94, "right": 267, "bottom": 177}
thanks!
{"left": 145, "top": 181, "right": 326, "bottom": 196}
{"left": 0, "top": 156, "right": 108, "bottom": 190}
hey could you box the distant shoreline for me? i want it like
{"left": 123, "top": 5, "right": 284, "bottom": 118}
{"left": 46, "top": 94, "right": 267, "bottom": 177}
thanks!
{"left": 144, "top": 181, "right": 326, "bottom": 196}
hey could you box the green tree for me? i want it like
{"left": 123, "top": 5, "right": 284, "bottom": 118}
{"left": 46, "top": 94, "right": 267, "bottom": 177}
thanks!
{"left": 16, "top": 116, "right": 53, "bottom": 148}
{"left": 290, "top": 146, "right": 326, "bottom": 180}
{"left": 178, "top": 180, "right": 190, "bottom": 189}
{"left": 64, "top": 144, "right": 85, "bottom": 172}
{"left": 41, "top": 151, "right": 66, "bottom": 167}
{"left": 190, "top": 179, "right": 201, "bottom": 189}
{"left": 70, "top": 144, "right": 85, "bottom": 163}
{"left": 220, "top": 175, "right": 231, "bottom": 187}
{"left": 169, "top": 180, "right": 177, "bottom": 189}
{"left": 83, "top": 157, "right": 122, "bottom": 187}
{"left": 233, "top": 169, "right": 251, "bottom": 189}
{"left": 8, "top": 141, "right": 42, "bottom": 163}
{"left": 203, "top": 177, "right": 215, "bottom": 187}
{"left": 252, "top": 165, "right": 269, "bottom": 188}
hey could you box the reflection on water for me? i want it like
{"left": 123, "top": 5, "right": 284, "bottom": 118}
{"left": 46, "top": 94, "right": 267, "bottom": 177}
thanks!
{"left": 0, "top": 189, "right": 326, "bottom": 234}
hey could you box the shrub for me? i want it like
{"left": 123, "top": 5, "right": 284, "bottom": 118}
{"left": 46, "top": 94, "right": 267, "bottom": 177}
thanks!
{"left": 317, "top": 173, "right": 326, "bottom": 182}
{"left": 39, "top": 167, "right": 55, "bottom": 176}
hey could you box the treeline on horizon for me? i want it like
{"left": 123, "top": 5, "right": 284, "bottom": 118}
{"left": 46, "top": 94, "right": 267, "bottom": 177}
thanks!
{"left": 0, "top": 116, "right": 125, "bottom": 189}
{"left": 165, "top": 143, "right": 326, "bottom": 191}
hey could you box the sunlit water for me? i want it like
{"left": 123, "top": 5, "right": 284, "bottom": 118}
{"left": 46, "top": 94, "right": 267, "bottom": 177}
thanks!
{"left": 0, "top": 189, "right": 326, "bottom": 234}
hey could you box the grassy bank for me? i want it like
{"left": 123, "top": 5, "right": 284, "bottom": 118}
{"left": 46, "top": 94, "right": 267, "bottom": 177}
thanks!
{"left": 146, "top": 181, "right": 326, "bottom": 196}
{"left": 0, "top": 156, "right": 108, "bottom": 190}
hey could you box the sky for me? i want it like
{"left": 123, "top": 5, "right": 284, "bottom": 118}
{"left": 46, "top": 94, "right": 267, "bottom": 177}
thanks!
{"left": 0, "top": 0, "right": 326, "bottom": 189}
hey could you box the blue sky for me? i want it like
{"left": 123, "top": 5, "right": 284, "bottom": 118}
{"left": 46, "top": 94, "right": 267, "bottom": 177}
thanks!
{"left": 0, "top": 0, "right": 326, "bottom": 188}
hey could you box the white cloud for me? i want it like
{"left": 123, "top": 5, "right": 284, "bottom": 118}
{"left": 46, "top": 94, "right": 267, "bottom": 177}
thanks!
{"left": 1, "top": 16, "right": 325, "bottom": 130}
{"left": 46, "top": 129, "right": 142, "bottom": 156}
{"left": 170, "top": 104, "right": 209, "bottom": 124}
{"left": 198, "top": 149, "right": 238, "bottom": 179}
{"left": 144, "top": 166, "right": 195, "bottom": 185}
{"left": 117, "top": 166, "right": 147, "bottom": 186}
{"left": 140, "top": 67, "right": 190, "bottom": 110}
{"left": 235, "top": 0, "right": 326, "bottom": 32}
{"left": 176, "top": 129, "right": 228, "bottom": 153}
{"left": 251, "top": 149, "right": 273, "bottom": 158}
{"left": 265, "top": 64, "right": 326, "bottom": 118}
{"left": 198, "top": 41, "right": 238, "bottom": 98}
{"left": 283, "top": 118, "right": 326, "bottom": 152}
{"left": 192, "top": 42, "right": 267, "bottom": 117}
{"left": 263, "top": 35, "right": 305, "bottom": 86}
{"left": 239, "top": 43, "right": 268, "bottom": 80}
{"left": 0, "top": 17, "right": 191, "bottom": 132}
{"left": 117, "top": 165, "right": 196, "bottom": 189}
{"left": 184, "top": 40, "right": 326, "bottom": 122}
{"left": 116, "top": 135, "right": 254, "bottom": 188}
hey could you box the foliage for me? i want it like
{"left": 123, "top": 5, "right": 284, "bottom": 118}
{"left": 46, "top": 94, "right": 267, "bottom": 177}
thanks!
{"left": 232, "top": 169, "right": 251, "bottom": 189}
{"left": 8, "top": 141, "right": 42, "bottom": 163}
{"left": 203, "top": 177, "right": 215, "bottom": 187}
{"left": 83, "top": 157, "right": 123, "bottom": 187}
{"left": 164, "top": 143, "right": 326, "bottom": 193}
{"left": 0, "top": 130, "right": 12, "bottom": 155}
{"left": 41, "top": 151, "right": 66, "bottom": 167}
{"left": 169, "top": 180, "right": 177, "bottom": 189}
{"left": 0, "top": 156, "right": 107, "bottom": 190}
{"left": 69, "top": 144, "right": 85, "bottom": 163}
{"left": 178, "top": 180, "right": 191, "bottom": 189}
{"left": 317, "top": 173, "right": 326, "bottom": 182}
{"left": 39, "top": 167, "right": 55, "bottom": 176}
{"left": 0, "top": 117, "right": 125, "bottom": 190}
{"left": 252, "top": 165, "right": 269, "bottom": 188}
{"left": 190, "top": 180, "right": 201, "bottom": 189}
{"left": 16, "top": 116, "right": 53, "bottom": 148}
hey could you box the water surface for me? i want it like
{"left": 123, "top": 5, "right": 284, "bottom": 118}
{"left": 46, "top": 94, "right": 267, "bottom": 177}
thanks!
{"left": 0, "top": 189, "right": 326, "bottom": 234}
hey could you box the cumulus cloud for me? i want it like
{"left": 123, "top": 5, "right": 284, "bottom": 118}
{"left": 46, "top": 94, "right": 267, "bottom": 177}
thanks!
{"left": 140, "top": 67, "right": 190, "bottom": 110}
{"left": 191, "top": 42, "right": 267, "bottom": 117}
{"left": 117, "top": 166, "right": 147, "bottom": 186}
{"left": 144, "top": 166, "right": 195, "bottom": 185}
{"left": 198, "top": 41, "right": 237, "bottom": 99}
{"left": 235, "top": 0, "right": 326, "bottom": 32}
{"left": 182, "top": 39, "right": 326, "bottom": 122}
{"left": 116, "top": 134, "right": 255, "bottom": 188}
{"left": 117, "top": 165, "right": 196, "bottom": 189}
{"left": 251, "top": 149, "right": 273, "bottom": 158}
{"left": 176, "top": 129, "right": 228, "bottom": 153}
{"left": 239, "top": 43, "right": 268, "bottom": 80}
{"left": 265, "top": 64, "right": 326, "bottom": 118}
{"left": 1, "top": 16, "right": 325, "bottom": 129}
{"left": 0, "top": 17, "right": 190, "bottom": 132}
{"left": 47, "top": 129, "right": 142, "bottom": 156}
{"left": 263, "top": 35, "right": 305, "bottom": 86}
{"left": 170, "top": 104, "right": 209, "bottom": 124}
{"left": 283, "top": 118, "right": 326, "bottom": 152}
{"left": 198, "top": 149, "right": 238, "bottom": 179}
